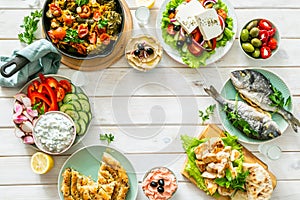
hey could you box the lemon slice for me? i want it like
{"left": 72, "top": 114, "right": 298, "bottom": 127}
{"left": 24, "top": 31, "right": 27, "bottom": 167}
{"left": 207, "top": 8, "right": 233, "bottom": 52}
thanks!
{"left": 136, "top": 0, "right": 155, "bottom": 8}
{"left": 31, "top": 152, "right": 54, "bottom": 174}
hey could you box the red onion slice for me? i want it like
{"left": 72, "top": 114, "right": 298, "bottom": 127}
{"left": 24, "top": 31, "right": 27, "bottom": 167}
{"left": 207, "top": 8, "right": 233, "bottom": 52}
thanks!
{"left": 203, "top": 0, "right": 217, "bottom": 6}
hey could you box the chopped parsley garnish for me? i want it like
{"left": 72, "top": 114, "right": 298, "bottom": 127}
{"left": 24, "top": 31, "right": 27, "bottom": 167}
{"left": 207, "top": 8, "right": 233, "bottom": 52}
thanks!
{"left": 63, "top": 29, "right": 84, "bottom": 43}
{"left": 98, "top": 19, "right": 108, "bottom": 29}
{"left": 199, "top": 104, "right": 216, "bottom": 124}
{"left": 100, "top": 133, "right": 115, "bottom": 145}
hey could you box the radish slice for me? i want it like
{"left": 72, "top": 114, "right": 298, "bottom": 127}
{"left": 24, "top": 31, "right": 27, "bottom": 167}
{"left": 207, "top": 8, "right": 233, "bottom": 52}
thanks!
{"left": 20, "top": 121, "right": 34, "bottom": 133}
{"left": 14, "top": 93, "right": 27, "bottom": 102}
{"left": 15, "top": 128, "right": 25, "bottom": 138}
{"left": 21, "top": 96, "right": 32, "bottom": 108}
{"left": 13, "top": 114, "right": 28, "bottom": 124}
{"left": 26, "top": 107, "right": 38, "bottom": 117}
{"left": 14, "top": 102, "right": 23, "bottom": 116}
{"left": 23, "top": 111, "right": 34, "bottom": 122}
{"left": 23, "top": 135, "right": 35, "bottom": 144}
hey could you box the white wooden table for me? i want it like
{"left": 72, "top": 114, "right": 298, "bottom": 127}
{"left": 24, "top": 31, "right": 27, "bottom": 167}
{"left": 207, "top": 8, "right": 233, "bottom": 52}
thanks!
{"left": 1, "top": 0, "right": 300, "bottom": 199}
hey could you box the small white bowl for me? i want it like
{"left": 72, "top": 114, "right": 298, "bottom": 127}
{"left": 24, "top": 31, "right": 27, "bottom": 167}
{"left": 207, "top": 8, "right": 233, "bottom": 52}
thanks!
{"left": 239, "top": 18, "right": 280, "bottom": 60}
{"left": 33, "top": 111, "right": 76, "bottom": 155}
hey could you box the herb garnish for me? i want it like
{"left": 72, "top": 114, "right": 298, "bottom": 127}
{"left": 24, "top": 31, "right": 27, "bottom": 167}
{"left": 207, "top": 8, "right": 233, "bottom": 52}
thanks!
{"left": 199, "top": 104, "right": 216, "bottom": 123}
{"left": 98, "top": 19, "right": 108, "bottom": 29}
{"left": 214, "top": 169, "right": 249, "bottom": 190}
{"left": 224, "top": 104, "right": 259, "bottom": 138}
{"left": 76, "top": 0, "right": 89, "bottom": 6}
{"left": 269, "top": 85, "right": 291, "bottom": 108}
{"left": 18, "top": 10, "right": 43, "bottom": 44}
{"left": 63, "top": 29, "right": 84, "bottom": 43}
{"left": 100, "top": 133, "right": 115, "bottom": 145}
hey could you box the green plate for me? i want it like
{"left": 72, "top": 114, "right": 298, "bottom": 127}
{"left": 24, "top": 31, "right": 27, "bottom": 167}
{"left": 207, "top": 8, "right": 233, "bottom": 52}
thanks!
{"left": 219, "top": 69, "right": 292, "bottom": 144}
{"left": 57, "top": 145, "right": 138, "bottom": 200}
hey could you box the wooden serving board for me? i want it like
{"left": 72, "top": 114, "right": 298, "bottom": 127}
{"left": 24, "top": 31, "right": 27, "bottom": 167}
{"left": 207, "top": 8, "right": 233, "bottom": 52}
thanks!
{"left": 181, "top": 124, "right": 277, "bottom": 199}
{"left": 61, "top": 0, "right": 133, "bottom": 71}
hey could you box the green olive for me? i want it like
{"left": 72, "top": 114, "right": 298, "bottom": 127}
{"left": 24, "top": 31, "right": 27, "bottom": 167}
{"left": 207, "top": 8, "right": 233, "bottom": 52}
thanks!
{"left": 240, "top": 29, "right": 249, "bottom": 42}
{"left": 251, "top": 38, "right": 262, "bottom": 48}
{"left": 252, "top": 48, "right": 261, "bottom": 58}
{"left": 250, "top": 27, "right": 259, "bottom": 38}
{"left": 246, "top": 20, "right": 258, "bottom": 30}
{"left": 242, "top": 43, "right": 255, "bottom": 53}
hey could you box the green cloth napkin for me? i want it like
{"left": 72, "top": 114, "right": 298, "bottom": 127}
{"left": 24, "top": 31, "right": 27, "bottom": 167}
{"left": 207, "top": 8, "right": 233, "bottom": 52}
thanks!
{"left": 0, "top": 39, "right": 61, "bottom": 87}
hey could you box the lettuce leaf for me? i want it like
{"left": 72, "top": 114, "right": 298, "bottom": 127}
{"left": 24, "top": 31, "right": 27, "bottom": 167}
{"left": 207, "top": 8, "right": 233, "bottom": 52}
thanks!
{"left": 181, "top": 135, "right": 208, "bottom": 192}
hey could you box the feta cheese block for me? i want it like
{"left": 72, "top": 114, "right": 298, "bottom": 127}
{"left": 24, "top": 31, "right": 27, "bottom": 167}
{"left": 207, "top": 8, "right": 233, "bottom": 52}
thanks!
{"left": 175, "top": 0, "right": 205, "bottom": 34}
{"left": 195, "top": 9, "right": 223, "bottom": 40}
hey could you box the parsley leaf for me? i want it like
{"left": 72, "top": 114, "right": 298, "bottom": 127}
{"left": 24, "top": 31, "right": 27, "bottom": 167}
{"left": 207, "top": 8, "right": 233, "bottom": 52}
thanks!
{"left": 18, "top": 9, "right": 43, "bottom": 44}
{"left": 100, "top": 133, "right": 115, "bottom": 145}
{"left": 63, "top": 29, "right": 84, "bottom": 43}
{"left": 199, "top": 104, "right": 216, "bottom": 123}
{"left": 76, "top": 0, "right": 89, "bottom": 6}
{"left": 269, "top": 85, "right": 291, "bottom": 108}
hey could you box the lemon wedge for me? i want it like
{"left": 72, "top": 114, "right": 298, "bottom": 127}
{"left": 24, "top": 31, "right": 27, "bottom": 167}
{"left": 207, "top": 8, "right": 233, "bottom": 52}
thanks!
{"left": 136, "top": 0, "right": 155, "bottom": 8}
{"left": 31, "top": 152, "right": 54, "bottom": 174}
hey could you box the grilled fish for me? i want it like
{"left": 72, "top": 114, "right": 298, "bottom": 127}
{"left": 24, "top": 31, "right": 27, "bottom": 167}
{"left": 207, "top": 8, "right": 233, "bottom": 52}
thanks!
{"left": 230, "top": 69, "right": 300, "bottom": 132}
{"left": 204, "top": 85, "right": 281, "bottom": 140}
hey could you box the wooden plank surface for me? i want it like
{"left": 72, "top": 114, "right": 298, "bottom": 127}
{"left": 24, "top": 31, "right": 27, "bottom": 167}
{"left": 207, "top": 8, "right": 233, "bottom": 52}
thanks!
{"left": 1, "top": 0, "right": 300, "bottom": 199}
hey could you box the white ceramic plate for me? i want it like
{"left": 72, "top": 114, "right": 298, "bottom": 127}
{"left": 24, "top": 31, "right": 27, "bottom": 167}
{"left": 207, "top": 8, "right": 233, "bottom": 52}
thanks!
{"left": 156, "top": 0, "right": 238, "bottom": 67}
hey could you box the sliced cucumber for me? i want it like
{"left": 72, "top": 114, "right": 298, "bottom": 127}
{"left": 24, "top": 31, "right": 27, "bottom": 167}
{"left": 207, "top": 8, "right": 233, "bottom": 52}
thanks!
{"left": 77, "top": 93, "right": 89, "bottom": 100}
{"left": 77, "top": 118, "right": 87, "bottom": 135}
{"left": 78, "top": 99, "right": 90, "bottom": 112}
{"left": 75, "top": 122, "right": 81, "bottom": 135}
{"left": 65, "top": 110, "right": 80, "bottom": 121}
{"left": 60, "top": 103, "right": 75, "bottom": 112}
{"left": 71, "top": 84, "right": 76, "bottom": 93}
{"left": 70, "top": 100, "right": 82, "bottom": 111}
{"left": 78, "top": 111, "right": 89, "bottom": 124}
{"left": 63, "top": 93, "right": 79, "bottom": 103}
{"left": 88, "top": 112, "right": 92, "bottom": 121}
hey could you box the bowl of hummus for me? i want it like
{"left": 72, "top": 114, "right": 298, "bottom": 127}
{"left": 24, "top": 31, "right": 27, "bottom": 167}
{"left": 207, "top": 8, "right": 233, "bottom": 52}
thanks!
{"left": 125, "top": 35, "right": 163, "bottom": 72}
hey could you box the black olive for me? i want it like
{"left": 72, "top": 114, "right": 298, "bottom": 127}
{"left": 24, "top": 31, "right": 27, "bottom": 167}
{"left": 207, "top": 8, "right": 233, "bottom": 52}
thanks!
{"left": 168, "top": 7, "right": 176, "bottom": 14}
{"left": 174, "top": 25, "right": 181, "bottom": 32}
{"left": 133, "top": 49, "right": 140, "bottom": 56}
{"left": 158, "top": 179, "right": 164, "bottom": 186}
{"left": 150, "top": 181, "right": 158, "bottom": 187}
{"left": 186, "top": 36, "right": 192, "bottom": 45}
{"left": 145, "top": 48, "right": 154, "bottom": 55}
{"left": 137, "top": 43, "right": 145, "bottom": 50}
{"left": 176, "top": 40, "right": 184, "bottom": 48}
{"left": 157, "top": 186, "right": 164, "bottom": 193}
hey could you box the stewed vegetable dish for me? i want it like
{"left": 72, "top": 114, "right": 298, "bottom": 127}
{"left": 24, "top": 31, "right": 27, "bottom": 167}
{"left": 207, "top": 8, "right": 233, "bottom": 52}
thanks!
{"left": 46, "top": 0, "right": 122, "bottom": 56}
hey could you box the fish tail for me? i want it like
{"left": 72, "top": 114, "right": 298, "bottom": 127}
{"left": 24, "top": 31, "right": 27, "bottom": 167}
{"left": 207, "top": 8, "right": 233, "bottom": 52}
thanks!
{"left": 278, "top": 109, "right": 300, "bottom": 133}
{"left": 204, "top": 85, "right": 226, "bottom": 105}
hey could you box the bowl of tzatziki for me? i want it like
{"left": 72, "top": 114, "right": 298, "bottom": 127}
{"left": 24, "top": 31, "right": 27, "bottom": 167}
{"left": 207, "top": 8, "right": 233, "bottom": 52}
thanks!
{"left": 33, "top": 111, "right": 76, "bottom": 155}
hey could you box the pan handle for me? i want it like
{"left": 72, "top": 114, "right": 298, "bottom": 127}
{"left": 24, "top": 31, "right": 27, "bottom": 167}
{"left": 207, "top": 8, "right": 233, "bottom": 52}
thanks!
{"left": 0, "top": 55, "right": 30, "bottom": 78}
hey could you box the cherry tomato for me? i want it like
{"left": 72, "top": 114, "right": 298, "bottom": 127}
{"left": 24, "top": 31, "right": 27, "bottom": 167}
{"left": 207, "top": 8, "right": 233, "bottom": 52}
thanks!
{"left": 56, "top": 86, "right": 65, "bottom": 102}
{"left": 99, "top": 33, "right": 110, "bottom": 45}
{"left": 188, "top": 41, "right": 203, "bottom": 56}
{"left": 48, "top": 27, "right": 66, "bottom": 43}
{"left": 93, "top": 10, "right": 102, "bottom": 21}
{"left": 89, "top": 32, "right": 97, "bottom": 44}
{"left": 191, "top": 28, "right": 202, "bottom": 42}
{"left": 167, "top": 24, "right": 176, "bottom": 35}
{"left": 78, "top": 24, "right": 89, "bottom": 38}
{"left": 49, "top": 3, "right": 62, "bottom": 17}
{"left": 258, "top": 19, "right": 272, "bottom": 30}
{"left": 63, "top": 15, "right": 74, "bottom": 26}
{"left": 79, "top": 5, "right": 91, "bottom": 19}
{"left": 268, "top": 37, "right": 277, "bottom": 50}
{"left": 260, "top": 46, "right": 272, "bottom": 59}
{"left": 259, "top": 30, "right": 269, "bottom": 43}
{"left": 59, "top": 80, "right": 72, "bottom": 93}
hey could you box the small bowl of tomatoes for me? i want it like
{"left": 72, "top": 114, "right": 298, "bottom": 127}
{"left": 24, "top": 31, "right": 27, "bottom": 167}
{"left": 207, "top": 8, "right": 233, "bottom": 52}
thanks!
{"left": 239, "top": 18, "right": 280, "bottom": 60}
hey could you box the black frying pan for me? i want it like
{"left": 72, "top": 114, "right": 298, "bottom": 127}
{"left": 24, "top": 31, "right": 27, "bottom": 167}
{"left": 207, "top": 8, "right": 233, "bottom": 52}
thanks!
{"left": 1, "top": 0, "right": 124, "bottom": 77}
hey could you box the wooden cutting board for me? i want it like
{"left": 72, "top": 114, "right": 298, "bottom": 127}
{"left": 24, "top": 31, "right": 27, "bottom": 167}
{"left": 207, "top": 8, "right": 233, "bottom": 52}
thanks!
{"left": 181, "top": 124, "right": 277, "bottom": 199}
{"left": 61, "top": 0, "right": 133, "bottom": 71}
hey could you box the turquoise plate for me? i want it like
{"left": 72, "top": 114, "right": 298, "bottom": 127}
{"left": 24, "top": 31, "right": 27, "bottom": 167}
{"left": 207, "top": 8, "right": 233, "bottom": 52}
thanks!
{"left": 219, "top": 69, "right": 292, "bottom": 144}
{"left": 57, "top": 145, "right": 138, "bottom": 200}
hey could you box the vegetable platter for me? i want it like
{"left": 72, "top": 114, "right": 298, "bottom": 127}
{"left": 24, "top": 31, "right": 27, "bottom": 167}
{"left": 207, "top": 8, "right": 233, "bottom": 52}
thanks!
{"left": 181, "top": 124, "right": 276, "bottom": 199}
{"left": 13, "top": 74, "right": 93, "bottom": 149}
{"left": 156, "top": 0, "right": 237, "bottom": 68}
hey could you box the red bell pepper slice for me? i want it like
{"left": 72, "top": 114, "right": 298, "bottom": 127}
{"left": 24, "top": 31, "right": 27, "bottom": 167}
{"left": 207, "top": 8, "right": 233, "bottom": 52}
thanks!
{"left": 46, "top": 77, "right": 59, "bottom": 89}
{"left": 37, "top": 83, "right": 58, "bottom": 111}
